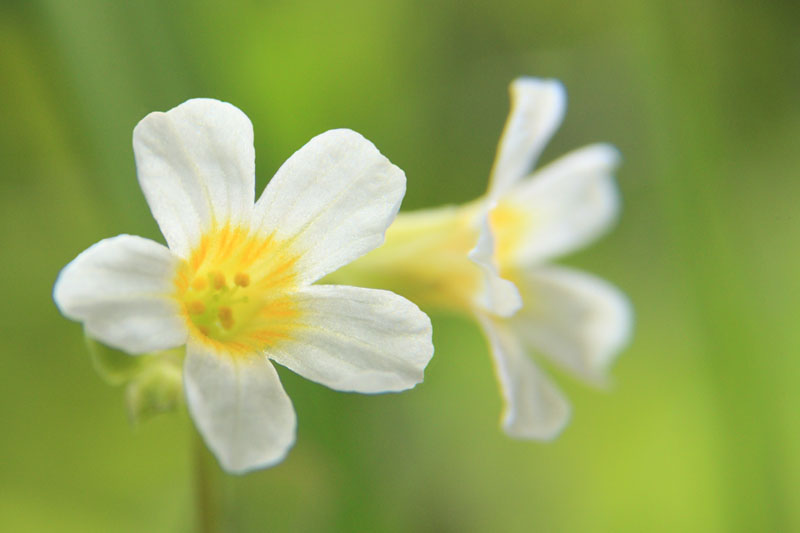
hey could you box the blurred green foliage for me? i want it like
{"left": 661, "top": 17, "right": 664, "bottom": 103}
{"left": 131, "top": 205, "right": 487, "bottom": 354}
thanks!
{"left": 1, "top": 0, "right": 799, "bottom": 531}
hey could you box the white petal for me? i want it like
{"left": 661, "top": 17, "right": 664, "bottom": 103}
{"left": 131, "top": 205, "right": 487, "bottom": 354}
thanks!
{"left": 252, "top": 129, "right": 405, "bottom": 285}
{"left": 505, "top": 143, "right": 620, "bottom": 264}
{"left": 488, "top": 78, "right": 566, "bottom": 199}
{"left": 53, "top": 235, "right": 187, "bottom": 354}
{"left": 509, "top": 266, "right": 632, "bottom": 385}
{"left": 184, "top": 342, "right": 296, "bottom": 474}
{"left": 468, "top": 212, "right": 522, "bottom": 317}
{"left": 477, "top": 314, "right": 570, "bottom": 440}
{"left": 268, "top": 285, "right": 433, "bottom": 393}
{"left": 133, "top": 98, "right": 256, "bottom": 258}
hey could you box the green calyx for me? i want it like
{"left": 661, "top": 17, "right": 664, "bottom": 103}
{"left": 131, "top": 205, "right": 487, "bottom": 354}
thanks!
{"left": 84, "top": 332, "right": 185, "bottom": 425}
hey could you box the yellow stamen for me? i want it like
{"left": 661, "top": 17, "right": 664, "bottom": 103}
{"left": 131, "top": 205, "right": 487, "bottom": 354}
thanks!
{"left": 211, "top": 271, "right": 226, "bottom": 290}
{"left": 175, "top": 224, "right": 302, "bottom": 355}
{"left": 218, "top": 306, "right": 234, "bottom": 330}
{"left": 187, "top": 300, "right": 206, "bottom": 314}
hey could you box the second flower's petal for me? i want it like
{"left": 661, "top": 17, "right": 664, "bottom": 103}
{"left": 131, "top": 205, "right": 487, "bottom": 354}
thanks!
{"left": 184, "top": 343, "right": 296, "bottom": 474}
{"left": 505, "top": 143, "right": 620, "bottom": 264}
{"left": 509, "top": 266, "right": 632, "bottom": 385}
{"left": 253, "top": 129, "right": 406, "bottom": 285}
{"left": 468, "top": 213, "right": 523, "bottom": 317}
{"left": 477, "top": 314, "right": 570, "bottom": 440}
{"left": 488, "top": 78, "right": 566, "bottom": 199}
{"left": 53, "top": 235, "right": 187, "bottom": 354}
{"left": 267, "top": 285, "right": 433, "bottom": 393}
{"left": 133, "top": 99, "right": 256, "bottom": 258}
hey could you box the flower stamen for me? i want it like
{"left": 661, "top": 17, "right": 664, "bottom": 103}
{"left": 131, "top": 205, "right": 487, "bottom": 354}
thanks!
{"left": 188, "top": 300, "right": 206, "bottom": 315}
{"left": 211, "top": 271, "right": 226, "bottom": 290}
{"left": 176, "top": 226, "right": 302, "bottom": 353}
{"left": 218, "top": 306, "right": 234, "bottom": 330}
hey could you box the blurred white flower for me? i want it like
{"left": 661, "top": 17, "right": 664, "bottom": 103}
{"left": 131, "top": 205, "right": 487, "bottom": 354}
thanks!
{"left": 472, "top": 78, "right": 631, "bottom": 438}
{"left": 54, "top": 99, "right": 433, "bottom": 473}
{"left": 335, "top": 78, "right": 631, "bottom": 439}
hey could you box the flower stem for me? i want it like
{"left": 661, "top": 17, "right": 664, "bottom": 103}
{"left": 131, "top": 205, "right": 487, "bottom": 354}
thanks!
{"left": 193, "top": 430, "right": 220, "bottom": 533}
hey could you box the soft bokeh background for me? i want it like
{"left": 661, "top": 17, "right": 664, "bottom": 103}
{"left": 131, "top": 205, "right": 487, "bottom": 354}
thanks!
{"left": 2, "top": 0, "right": 799, "bottom": 531}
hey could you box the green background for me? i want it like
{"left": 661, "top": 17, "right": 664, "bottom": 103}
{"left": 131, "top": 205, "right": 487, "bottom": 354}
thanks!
{"left": 2, "top": 0, "right": 799, "bottom": 531}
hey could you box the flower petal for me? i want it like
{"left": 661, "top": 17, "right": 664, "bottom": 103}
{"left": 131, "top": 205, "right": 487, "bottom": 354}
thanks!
{"left": 508, "top": 266, "right": 632, "bottom": 385}
{"left": 252, "top": 129, "right": 405, "bottom": 285}
{"left": 133, "top": 98, "right": 256, "bottom": 258}
{"left": 267, "top": 285, "right": 433, "bottom": 393}
{"left": 488, "top": 78, "right": 566, "bottom": 199}
{"left": 468, "top": 213, "right": 523, "bottom": 317}
{"left": 184, "top": 342, "right": 296, "bottom": 474}
{"left": 477, "top": 314, "right": 570, "bottom": 440}
{"left": 53, "top": 235, "right": 187, "bottom": 354}
{"left": 503, "top": 143, "right": 620, "bottom": 264}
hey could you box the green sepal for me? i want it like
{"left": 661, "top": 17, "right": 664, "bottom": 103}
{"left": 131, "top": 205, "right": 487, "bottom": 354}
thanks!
{"left": 83, "top": 330, "right": 186, "bottom": 424}
{"left": 84, "top": 332, "right": 146, "bottom": 385}
{"left": 125, "top": 358, "right": 184, "bottom": 425}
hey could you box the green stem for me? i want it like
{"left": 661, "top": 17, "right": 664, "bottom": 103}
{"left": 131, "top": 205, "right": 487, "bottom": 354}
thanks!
{"left": 193, "top": 430, "right": 220, "bottom": 533}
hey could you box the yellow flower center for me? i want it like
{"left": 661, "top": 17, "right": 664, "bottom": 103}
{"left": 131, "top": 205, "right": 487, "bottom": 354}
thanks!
{"left": 488, "top": 200, "right": 531, "bottom": 273}
{"left": 174, "top": 225, "right": 301, "bottom": 356}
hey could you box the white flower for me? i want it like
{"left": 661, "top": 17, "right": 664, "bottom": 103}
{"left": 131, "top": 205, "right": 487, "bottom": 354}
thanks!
{"left": 53, "top": 99, "right": 434, "bottom": 473}
{"left": 473, "top": 78, "right": 632, "bottom": 438}
{"left": 333, "top": 78, "right": 631, "bottom": 439}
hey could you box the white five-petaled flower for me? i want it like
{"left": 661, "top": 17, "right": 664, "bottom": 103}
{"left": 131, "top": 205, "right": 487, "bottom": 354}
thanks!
{"left": 332, "top": 78, "right": 632, "bottom": 439}
{"left": 473, "top": 78, "right": 631, "bottom": 438}
{"left": 53, "top": 99, "right": 434, "bottom": 473}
